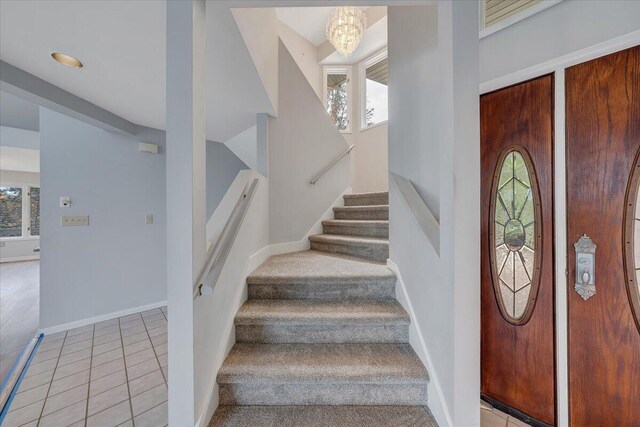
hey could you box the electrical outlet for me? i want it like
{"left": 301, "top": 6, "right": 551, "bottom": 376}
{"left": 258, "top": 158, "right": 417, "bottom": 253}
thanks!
{"left": 145, "top": 214, "right": 154, "bottom": 224}
{"left": 61, "top": 215, "right": 89, "bottom": 226}
{"left": 0, "top": 241, "right": 5, "bottom": 247}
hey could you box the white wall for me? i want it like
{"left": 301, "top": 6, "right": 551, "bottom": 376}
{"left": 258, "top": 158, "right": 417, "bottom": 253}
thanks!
{"left": 480, "top": 0, "right": 640, "bottom": 84}
{"left": 206, "top": 141, "right": 248, "bottom": 218}
{"left": 224, "top": 125, "right": 257, "bottom": 170}
{"left": 278, "top": 20, "right": 322, "bottom": 99}
{"left": 193, "top": 171, "right": 270, "bottom": 426}
{"left": 39, "top": 108, "right": 166, "bottom": 329}
{"left": 268, "top": 40, "right": 350, "bottom": 244}
{"left": 388, "top": 3, "right": 479, "bottom": 426}
{"left": 231, "top": 7, "right": 279, "bottom": 116}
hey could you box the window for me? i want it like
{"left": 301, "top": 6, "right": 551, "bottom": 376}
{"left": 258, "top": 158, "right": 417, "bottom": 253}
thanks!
{"left": 0, "top": 184, "right": 40, "bottom": 239}
{"left": 490, "top": 148, "right": 541, "bottom": 325}
{"left": 625, "top": 149, "right": 640, "bottom": 333}
{"left": 323, "top": 66, "right": 352, "bottom": 133}
{"left": 30, "top": 187, "right": 40, "bottom": 236}
{"left": 0, "top": 186, "right": 23, "bottom": 237}
{"left": 361, "top": 49, "right": 388, "bottom": 129}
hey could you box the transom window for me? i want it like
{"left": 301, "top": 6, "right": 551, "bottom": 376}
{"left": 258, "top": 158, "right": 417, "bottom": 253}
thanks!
{"left": 360, "top": 49, "right": 388, "bottom": 129}
{"left": 0, "top": 184, "right": 40, "bottom": 238}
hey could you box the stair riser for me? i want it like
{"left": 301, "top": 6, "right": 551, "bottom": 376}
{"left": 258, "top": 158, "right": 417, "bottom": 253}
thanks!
{"left": 219, "top": 383, "right": 428, "bottom": 406}
{"left": 311, "top": 240, "right": 389, "bottom": 262}
{"left": 344, "top": 195, "right": 389, "bottom": 206}
{"left": 248, "top": 283, "right": 396, "bottom": 300}
{"left": 235, "top": 324, "right": 409, "bottom": 344}
{"left": 334, "top": 210, "right": 389, "bottom": 220}
{"left": 322, "top": 224, "right": 388, "bottom": 238}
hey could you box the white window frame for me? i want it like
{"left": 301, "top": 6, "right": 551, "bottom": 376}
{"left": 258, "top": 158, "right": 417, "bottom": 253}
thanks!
{"left": 0, "top": 182, "right": 40, "bottom": 241}
{"left": 359, "top": 48, "right": 389, "bottom": 131}
{"left": 323, "top": 65, "right": 352, "bottom": 134}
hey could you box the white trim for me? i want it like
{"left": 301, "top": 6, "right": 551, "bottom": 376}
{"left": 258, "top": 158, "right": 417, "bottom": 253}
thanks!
{"left": 480, "top": 30, "right": 640, "bottom": 94}
{"left": 0, "top": 255, "right": 39, "bottom": 263}
{"left": 359, "top": 47, "right": 388, "bottom": 131}
{"left": 387, "top": 259, "right": 453, "bottom": 427}
{"left": 479, "top": 0, "right": 564, "bottom": 39}
{"left": 0, "top": 236, "right": 40, "bottom": 242}
{"left": 322, "top": 65, "right": 353, "bottom": 134}
{"left": 553, "top": 68, "right": 569, "bottom": 427}
{"left": 39, "top": 300, "right": 167, "bottom": 335}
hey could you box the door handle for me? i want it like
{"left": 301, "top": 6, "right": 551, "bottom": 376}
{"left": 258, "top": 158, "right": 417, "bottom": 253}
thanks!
{"left": 574, "top": 234, "right": 596, "bottom": 301}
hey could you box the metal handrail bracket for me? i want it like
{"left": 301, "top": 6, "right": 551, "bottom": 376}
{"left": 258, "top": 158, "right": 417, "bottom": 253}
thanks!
{"left": 310, "top": 144, "right": 355, "bottom": 185}
{"left": 193, "top": 177, "right": 260, "bottom": 299}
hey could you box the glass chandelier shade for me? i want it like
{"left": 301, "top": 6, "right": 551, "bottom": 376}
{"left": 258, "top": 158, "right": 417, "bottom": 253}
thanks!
{"left": 326, "top": 7, "right": 367, "bottom": 58}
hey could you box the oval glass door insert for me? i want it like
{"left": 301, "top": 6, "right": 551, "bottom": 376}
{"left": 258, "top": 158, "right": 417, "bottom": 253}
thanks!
{"left": 625, "top": 150, "right": 640, "bottom": 333}
{"left": 490, "top": 148, "right": 542, "bottom": 325}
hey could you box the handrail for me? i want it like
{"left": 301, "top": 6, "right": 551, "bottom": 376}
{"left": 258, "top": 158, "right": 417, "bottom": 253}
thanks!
{"left": 194, "top": 177, "right": 260, "bottom": 299}
{"left": 310, "top": 144, "right": 355, "bottom": 185}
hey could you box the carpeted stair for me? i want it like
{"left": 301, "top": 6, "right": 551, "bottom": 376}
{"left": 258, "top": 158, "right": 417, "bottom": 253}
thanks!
{"left": 210, "top": 191, "right": 436, "bottom": 426}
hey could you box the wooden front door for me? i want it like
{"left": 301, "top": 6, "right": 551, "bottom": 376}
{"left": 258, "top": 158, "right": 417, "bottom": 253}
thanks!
{"left": 566, "top": 46, "right": 640, "bottom": 426}
{"left": 481, "top": 75, "right": 556, "bottom": 425}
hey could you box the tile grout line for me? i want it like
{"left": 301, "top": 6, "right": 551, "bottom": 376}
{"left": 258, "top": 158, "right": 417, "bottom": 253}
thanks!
{"left": 82, "top": 324, "right": 97, "bottom": 427}
{"left": 141, "top": 311, "right": 168, "bottom": 386}
{"left": 34, "top": 331, "right": 69, "bottom": 427}
{"left": 119, "top": 315, "right": 137, "bottom": 427}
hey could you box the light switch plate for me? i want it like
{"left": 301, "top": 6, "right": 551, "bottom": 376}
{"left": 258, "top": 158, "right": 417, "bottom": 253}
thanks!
{"left": 61, "top": 215, "right": 89, "bottom": 226}
{"left": 145, "top": 214, "right": 154, "bottom": 224}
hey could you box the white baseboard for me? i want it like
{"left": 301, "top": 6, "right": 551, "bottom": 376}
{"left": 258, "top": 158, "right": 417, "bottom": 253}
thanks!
{"left": 0, "top": 255, "right": 40, "bottom": 263}
{"left": 39, "top": 300, "right": 167, "bottom": 335}
{"left": 387, "top": 259, "right": 453, "bottom": 427}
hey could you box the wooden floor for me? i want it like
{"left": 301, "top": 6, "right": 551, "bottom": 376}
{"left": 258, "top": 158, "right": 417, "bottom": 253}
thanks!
{"left": 0, "top": 260, "right": 39, "bottom": 384}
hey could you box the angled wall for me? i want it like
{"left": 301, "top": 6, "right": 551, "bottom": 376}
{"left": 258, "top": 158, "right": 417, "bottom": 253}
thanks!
{"left": 268, "top": 40, "right": 350, "bottom": 244}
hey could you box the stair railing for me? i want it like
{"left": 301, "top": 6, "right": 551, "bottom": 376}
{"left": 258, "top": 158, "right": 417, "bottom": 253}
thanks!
{"left": 193, "top": 177, "right": 260, "bottom": 299}
{"left": 310, "top": 144, "right": 355, "bottom": 185}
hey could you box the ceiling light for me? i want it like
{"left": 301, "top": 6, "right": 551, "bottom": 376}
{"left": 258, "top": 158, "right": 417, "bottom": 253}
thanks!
{"left": 50, "top": 52, "right": 83, "bottom": 69}
{"left": 326, "top": 7, "right": 367, "bottom": 58}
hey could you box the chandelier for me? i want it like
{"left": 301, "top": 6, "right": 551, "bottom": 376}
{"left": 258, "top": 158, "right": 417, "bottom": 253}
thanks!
{"left": 326, "top": 7, "right": 367, "bottom": 58}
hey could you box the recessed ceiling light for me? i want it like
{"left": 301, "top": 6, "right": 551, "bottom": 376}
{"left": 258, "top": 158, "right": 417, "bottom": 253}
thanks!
{"left": 50, "top": 52, "right": 83, "bottom": 69}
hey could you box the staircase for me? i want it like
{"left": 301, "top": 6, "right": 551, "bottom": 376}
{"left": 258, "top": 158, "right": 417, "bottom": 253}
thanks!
{"left": 210, "top": 192, "right": 436, "bottom": 426}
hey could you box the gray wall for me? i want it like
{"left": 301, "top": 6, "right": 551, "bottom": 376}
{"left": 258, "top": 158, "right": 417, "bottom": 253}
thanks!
{"left": 39, "top": 108, "right": 166, "bottom": 328}
{"left": 206, "top": 141, "right": 248, "bottom": 218}
{"left": 480, "top": 0, "right": 640, "bottom": 83}
{"left": 268, "top": 40, "right": 350, "bottom": 244}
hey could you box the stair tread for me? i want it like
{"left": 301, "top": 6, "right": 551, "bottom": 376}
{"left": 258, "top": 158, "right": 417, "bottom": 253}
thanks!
{"left": 218, "top": 343, "right": 429, "bottom": 384}
{"left": 247, "top": 251, "right": 395, "bottom": 285}
{"left": 334, "top": 205, "right": 388, "bottom": 211}
{"left": 236, "top": 299, "right": 409, "bottom": 325}
{"left": 322, "top": 219, "right": 388, "bottom": 226}
{"left": 309, "top": 234, "right": 389, "bottom": 245}
{"left": 345, "top": 191, "right": 388, "bottom": 197}
{"left": 210, "top": 405, "right": 437, "bottom": 427}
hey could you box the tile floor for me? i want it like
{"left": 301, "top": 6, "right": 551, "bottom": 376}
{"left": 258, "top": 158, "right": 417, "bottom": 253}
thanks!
{"left": 2, "top": 307, "right": 168, "bottom": 427}
{"left": 481, "top": 400, "right": 531, "bottom": 427}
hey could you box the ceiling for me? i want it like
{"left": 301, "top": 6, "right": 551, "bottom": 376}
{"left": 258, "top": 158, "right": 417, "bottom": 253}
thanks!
{"left": 0, "top": 1, "right": 273, "bottom": 142}
{"left": 0, "top": 91, "right": 40, "bottom": 131}
{"left": 276, "top": 7, "right": 338, "bottom": 46}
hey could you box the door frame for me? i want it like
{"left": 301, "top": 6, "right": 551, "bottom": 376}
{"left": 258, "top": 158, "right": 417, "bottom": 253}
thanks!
{"left": 480, "top": 31, "right": 640, "bottom": 427}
